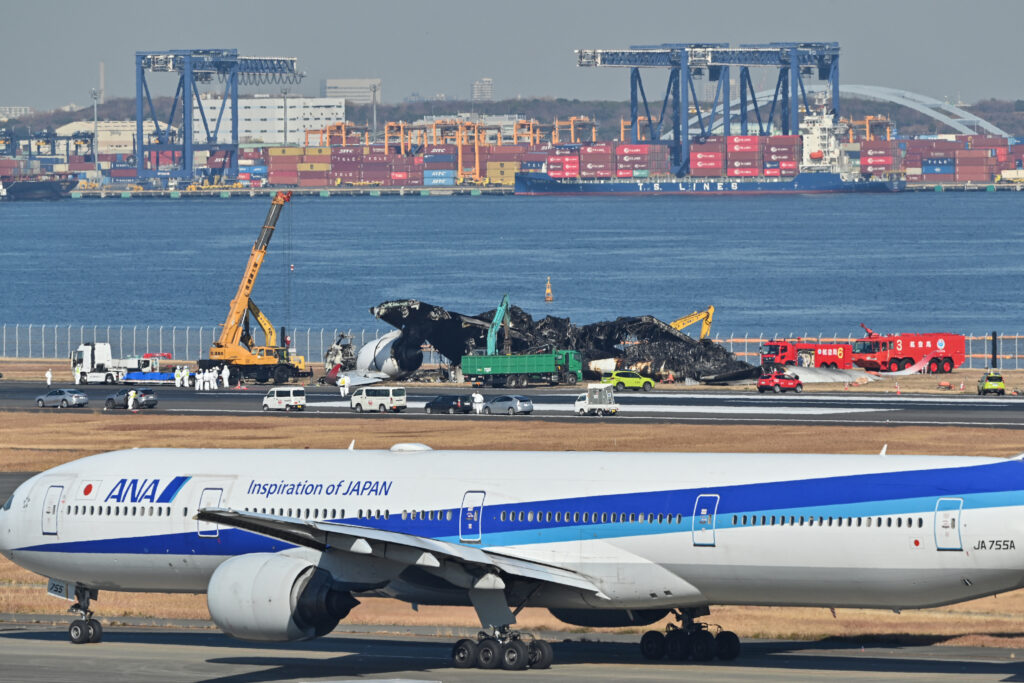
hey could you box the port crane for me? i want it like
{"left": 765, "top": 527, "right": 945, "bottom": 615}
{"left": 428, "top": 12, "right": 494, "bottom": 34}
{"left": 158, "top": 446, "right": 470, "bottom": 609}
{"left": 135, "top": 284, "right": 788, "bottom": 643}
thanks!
{"left": 669, "top": 306, "right": 715, "bottom": 340}
{"left": 200, "top": 191, "right": 311, "bottom": 385}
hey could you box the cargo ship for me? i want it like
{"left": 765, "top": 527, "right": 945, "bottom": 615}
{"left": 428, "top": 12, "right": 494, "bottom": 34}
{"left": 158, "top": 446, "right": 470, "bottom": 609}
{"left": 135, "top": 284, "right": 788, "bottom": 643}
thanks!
{"left": 0, "top": 175, "right": 78, "bottom": 200}
{"left": 515, "top": 101, "right": 906, "bottom": 196}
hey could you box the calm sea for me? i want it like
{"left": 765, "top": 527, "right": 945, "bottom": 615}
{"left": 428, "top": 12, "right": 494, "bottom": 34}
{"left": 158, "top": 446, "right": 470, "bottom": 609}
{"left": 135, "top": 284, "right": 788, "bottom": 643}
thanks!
{"left": 1, "top": 193, "right": 1022, "bottom": 337}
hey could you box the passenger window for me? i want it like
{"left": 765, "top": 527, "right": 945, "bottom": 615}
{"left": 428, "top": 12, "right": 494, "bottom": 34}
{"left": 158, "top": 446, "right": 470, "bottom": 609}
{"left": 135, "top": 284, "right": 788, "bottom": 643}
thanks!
{"left": 582, "top": 513, "right": 588, "bottom": 523}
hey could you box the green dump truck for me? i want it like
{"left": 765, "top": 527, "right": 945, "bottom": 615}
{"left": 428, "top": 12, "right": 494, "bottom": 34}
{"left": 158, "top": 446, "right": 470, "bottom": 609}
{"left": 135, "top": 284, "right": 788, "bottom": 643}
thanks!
{"left": 461, "top": 350, "right": 583, "bottom": 388}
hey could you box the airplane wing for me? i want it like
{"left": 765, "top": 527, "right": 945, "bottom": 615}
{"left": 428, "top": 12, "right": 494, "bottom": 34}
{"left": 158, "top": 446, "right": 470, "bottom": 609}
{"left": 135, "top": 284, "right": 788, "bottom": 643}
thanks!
{"left": 197, "top": 508, "right": 607, "bottom": 597}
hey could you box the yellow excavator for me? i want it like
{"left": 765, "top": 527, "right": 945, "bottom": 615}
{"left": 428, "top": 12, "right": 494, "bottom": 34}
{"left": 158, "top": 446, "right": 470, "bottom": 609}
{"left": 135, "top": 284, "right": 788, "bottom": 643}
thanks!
{"left": 200, "top": 191, "right": 311, "bottom": 384}
{"left": 669, "top": 306, "right": 715, "bottom": 340}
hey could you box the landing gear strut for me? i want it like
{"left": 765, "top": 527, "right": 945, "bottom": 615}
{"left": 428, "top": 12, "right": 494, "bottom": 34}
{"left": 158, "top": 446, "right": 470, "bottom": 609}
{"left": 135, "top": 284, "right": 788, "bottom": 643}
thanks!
{"left": 68, "top": 586, "right": 103, "bottom": 644}
{"left": 640, "top": 608, "right": 739, "bottom": 662}
{"left": 451, "top": 625, "right": 554, "bottom": 671}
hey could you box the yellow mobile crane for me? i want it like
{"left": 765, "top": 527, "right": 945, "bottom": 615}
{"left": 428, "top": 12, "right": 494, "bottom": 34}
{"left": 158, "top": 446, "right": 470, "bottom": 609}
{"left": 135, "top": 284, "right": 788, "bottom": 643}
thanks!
{"left": 669, "top": 306, "right": 715, "bottom": 340}
{"left": 200, "top": 191, "right": 311, "bottom": 385}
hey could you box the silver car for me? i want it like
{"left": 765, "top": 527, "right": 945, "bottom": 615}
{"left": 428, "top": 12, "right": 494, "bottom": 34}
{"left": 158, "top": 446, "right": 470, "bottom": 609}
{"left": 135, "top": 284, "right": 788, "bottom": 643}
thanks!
{"left": 483, "top": 395, "right": 533, "bottom": 415}
{"left": 35, "top": 388, "right": 89, "bottom": 409}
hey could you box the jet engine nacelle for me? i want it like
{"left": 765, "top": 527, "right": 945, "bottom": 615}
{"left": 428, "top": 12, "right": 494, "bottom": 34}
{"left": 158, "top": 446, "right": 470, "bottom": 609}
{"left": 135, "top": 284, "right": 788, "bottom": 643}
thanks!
{"left": 355, "top": 329, "right": 423, "bottom": 379}
{"left": 548, "top": 607, "right": 669, "bottom": 628}
{"left": 207, "top": 553, "right": 358, "bottom": 642}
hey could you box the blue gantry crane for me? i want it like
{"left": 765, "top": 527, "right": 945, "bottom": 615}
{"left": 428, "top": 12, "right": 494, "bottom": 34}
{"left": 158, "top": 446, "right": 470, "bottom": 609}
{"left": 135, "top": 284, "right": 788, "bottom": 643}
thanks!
{"left": 135, "top": 49, "right": 302, "bottom": 183}
{"left": 576, "top": 42, "right": 840, "bottom": 174}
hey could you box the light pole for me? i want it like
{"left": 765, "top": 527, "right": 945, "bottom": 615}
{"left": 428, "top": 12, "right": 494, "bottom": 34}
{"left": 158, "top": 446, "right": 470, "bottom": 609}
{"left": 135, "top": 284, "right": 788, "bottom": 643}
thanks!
{"left": 90, "top": 88, "right": 100, "bottom": 170}
{"left": 370, "top": 83, "right": 378, "bottom": 140}
{"left": 281, "top": 87, "right": 289, "bottom": 146}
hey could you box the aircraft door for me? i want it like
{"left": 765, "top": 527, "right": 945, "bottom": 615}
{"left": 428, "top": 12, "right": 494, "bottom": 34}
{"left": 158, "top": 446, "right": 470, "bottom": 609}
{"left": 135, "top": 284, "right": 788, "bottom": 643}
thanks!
{"left": 460, "top": 491, "right": 485, "bottom": 543}
{"left": 42, "top": 485, "right": 64, "bottom": 536}
{"left": 934, "top": 497, "right": 963, "bottom": 551}
{"left": 692, "top": 494, "right": 720, "bottom": 547}
{"left": 197, "top": 488, "right": 223, "bottom": 538}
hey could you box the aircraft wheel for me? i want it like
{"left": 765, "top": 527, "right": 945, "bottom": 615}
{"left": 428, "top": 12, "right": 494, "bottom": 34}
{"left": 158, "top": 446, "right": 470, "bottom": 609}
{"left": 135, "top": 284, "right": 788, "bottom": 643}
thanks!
{"left": 451, "top": 638, "right": 478, "bottom": 668}
{"left": 689, "top": 630, "right": 716, "bottom": 661}
{"left": 87, "top": 619, "right": 103, "bottom": 643}
{"left": 476, "top": 638, "right": 502, "bottom": 669}
{"left": 665, "top": 630, "right": 691, "bottom": 660}
{"left": 640, "top": 630, "right": 666, "bottom": 659}
{"left": 501, "top": 640, "right": 529, "bottom": 670}
{"left": 69, "top": 619, "right": 90, "bottom": 644}
{"left": 528, "top": 639, "right": 553, "bottom": 669}
{"left": 715, "top": 630, "right": 740, "bottom": 660}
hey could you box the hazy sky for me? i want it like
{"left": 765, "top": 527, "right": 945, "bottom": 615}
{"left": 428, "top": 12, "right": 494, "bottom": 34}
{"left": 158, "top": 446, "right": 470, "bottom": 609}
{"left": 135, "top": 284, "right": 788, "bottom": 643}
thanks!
{"left": 5, "top": 0, "right": 1022, "bottom": 112}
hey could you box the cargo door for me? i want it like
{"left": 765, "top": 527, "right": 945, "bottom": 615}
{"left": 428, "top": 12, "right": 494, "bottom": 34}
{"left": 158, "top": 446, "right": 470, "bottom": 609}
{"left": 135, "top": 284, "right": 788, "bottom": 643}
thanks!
{"left": 42, "top": 485, "right": 64, "bottom": 536}
{"left": 197, "top": 487, "right": 223, "bottom": 538}
{"left": 460, "top": 491, "right": 485, "bottom": 543}
{"left": 934, "top": 498, "right": 963, "bottom": 551}
{"left": 692, "top": 494, "right": 720, "bottom": 547}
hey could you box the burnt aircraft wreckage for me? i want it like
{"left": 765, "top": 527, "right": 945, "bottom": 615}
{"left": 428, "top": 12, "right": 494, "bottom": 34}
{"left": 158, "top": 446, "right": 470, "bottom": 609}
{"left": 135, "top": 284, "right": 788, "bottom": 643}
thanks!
{"left": 324, "top": 299, "right": 750, "bottom": 383}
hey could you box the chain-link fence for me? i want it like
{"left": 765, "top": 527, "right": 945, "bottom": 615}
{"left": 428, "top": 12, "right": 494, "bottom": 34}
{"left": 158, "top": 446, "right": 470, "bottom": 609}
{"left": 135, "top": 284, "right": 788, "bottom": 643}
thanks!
{"left": 1, "top": 324, "right": 1020, "bottom": 370}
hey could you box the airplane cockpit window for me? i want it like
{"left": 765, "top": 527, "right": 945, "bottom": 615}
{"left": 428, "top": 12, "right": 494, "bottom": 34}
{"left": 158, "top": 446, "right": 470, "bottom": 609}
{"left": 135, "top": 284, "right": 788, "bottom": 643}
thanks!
{"left": 2, "top": 493, "right": 13, "bottom": 511}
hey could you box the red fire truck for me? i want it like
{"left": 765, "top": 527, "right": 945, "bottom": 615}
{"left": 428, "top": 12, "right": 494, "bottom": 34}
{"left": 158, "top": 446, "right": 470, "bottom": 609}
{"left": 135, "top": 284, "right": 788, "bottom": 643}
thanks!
{"left": 759, "top": 340, "right": 853, "bottom": 369}
{"left": 851, "top": 324, "right": 966, "bottom": 373}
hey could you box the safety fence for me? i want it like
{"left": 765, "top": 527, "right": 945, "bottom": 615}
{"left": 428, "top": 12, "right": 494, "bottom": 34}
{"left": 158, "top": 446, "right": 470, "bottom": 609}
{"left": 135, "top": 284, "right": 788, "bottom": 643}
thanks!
{"left": 1, "top": 324, "right": 1021, "bottom": 370}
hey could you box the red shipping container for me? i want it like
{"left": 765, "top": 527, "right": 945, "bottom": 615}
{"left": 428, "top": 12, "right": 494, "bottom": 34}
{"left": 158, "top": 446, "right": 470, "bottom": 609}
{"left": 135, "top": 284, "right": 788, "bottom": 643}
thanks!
{"left": 690, "top": 151, "right": 723, "bottom": 162}
{"left": 779, "top": 160, "right": 798, "bottom": 170}
{"left": 581, "top": 144, "right": 613, "bottom": 154}
{"left": 690, "top": 159, "right": 724, "bottom": 169}
{"left": 267, "top": 172, "right": 298, "bottom": 185}
{"left": 615, "top": 168, "right": 634, "bottom": 178}
{"left": 728, "top": 159, "right": 761, "bottom": 169}
{"left": 727, "top": 150, "right": 762, "bottom": 160}
{"left": 689, "top": 169, "right": 727, "bottom": 177}
{"left": 780, "top": 169, "right": 798, "bottom": 176}
{"left": 861, "top": 156, "right": 894, "bottom": 165}
{"left": 550, "top": 147, "right": 579, "bottom": 156}
{"left": 580, "top": 161, "right": 611, "bottom": 172}
{"left": 391, "top": 171, "right": 408, "bottom": 180}
{"left": 727, "top": 143, "right": 759, "bottom": 153}
{"left": 861, "top": 165, "right": 891, "bottom": 174}
{"left": 616, "top": 144, "right": 650, "bottom": 155}
{"left": 763, "top": 152, "right": 798, "bottom": 162}
{"left": 727, "top": 135, "right": 758, "bottom": 144}
{"left": 766, "top": 135, "right": 800, "bottom": 144}
{"left": 616, "top": 154, "right": 649, "bottom": 164}
{"left": 616, "top": 162, "right": 649, "bottom": 170}
{"left": 763, "top": 168, "right": 781, "bottom": 177}
{"left": 862, "top": 145, "right": 898, "bottom": 156}
{"left": 727, "top": 168, "right": 759, "bottom": 177}
{"left": 109, "top": 168, "right": 137, "bottom": 178}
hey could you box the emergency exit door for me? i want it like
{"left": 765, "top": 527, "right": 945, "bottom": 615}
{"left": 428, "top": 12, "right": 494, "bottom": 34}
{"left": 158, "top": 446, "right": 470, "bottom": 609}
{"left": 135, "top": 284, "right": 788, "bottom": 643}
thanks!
{"left": 460, "top": 491, "right": 486, "bottom": 543}
{"left": 197, "top": 488, "right": 223, "bottom": 538}
{"left": 934, "top": 497, "right": 963, "bottom": 551}
{"left": 42, "top": 485, "right": 63, "bottom": 536}
{"left": 692, "top": 494, "right": 720, "bottom": 547}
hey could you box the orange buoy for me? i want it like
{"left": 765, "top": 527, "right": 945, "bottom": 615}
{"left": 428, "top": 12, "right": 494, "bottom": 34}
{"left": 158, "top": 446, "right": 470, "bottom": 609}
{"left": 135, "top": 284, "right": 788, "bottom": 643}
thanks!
{"left": 544, "top": 276, "right": 553, "bottom": 303}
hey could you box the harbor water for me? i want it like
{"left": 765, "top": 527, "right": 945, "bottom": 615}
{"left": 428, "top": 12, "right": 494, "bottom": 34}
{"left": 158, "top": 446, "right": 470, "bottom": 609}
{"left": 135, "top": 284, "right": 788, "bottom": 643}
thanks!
{"left": 1, "top": 193, "right": 1021, "bottom": 339}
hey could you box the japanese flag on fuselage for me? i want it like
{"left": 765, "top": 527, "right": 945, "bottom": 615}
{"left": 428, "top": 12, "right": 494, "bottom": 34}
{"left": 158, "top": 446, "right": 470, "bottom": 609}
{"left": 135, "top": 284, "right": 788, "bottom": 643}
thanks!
{"left": 77, "top": 481, "right": 102, "bottom": 500}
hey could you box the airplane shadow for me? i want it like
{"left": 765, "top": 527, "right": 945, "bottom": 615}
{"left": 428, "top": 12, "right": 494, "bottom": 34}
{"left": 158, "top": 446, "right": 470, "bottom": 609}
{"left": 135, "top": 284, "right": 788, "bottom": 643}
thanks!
{"left": 2, "top": 628, "right": 1024, "bottom": 682}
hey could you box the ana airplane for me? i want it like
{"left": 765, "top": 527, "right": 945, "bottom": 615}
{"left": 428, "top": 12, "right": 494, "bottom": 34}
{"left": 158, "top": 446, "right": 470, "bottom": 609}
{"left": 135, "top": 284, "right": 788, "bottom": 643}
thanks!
{"left": 2, "top": 445, "right": 1023, "bottom": 671}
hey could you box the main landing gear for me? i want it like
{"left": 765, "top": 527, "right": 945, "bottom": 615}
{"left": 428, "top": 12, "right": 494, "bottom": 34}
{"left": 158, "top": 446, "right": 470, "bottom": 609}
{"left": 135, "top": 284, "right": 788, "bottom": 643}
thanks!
{"left": 451, "top": 626, "right": 554, "bottom": 671}
{"left": 67, "top": 585, "right": 103, "bottom": 644}
{"left": 640, "top": 608, "right": 740, "bottom": 663}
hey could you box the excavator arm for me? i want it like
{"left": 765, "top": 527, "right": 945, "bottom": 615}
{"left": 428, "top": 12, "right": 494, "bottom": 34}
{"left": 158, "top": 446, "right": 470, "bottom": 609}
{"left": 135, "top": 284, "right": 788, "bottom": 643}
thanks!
{"left": 669, "top": 305, "right": 715, "bottom": 340}
{"left": 486, "top": 293, "right": 512, "bottom": 355}
{"left": 210, "top": 191, "right": 291, "bottom": 356}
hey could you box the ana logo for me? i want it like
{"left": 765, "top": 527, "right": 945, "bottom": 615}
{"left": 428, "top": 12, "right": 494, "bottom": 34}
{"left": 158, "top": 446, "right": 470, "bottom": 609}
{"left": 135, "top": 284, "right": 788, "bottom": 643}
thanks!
{"left": 105, "top": 476, "right": 191, "bottom": 503}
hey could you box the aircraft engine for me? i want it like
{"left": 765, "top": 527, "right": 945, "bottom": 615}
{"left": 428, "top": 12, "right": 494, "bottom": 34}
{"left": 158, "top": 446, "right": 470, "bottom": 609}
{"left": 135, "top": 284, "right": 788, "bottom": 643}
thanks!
{"left": 207, "top": 553, "right": 359, "bottom": 642}
{"left": 355, "top": 330, "right": 423, "bottom": 379}
{"left": 548, "top": 607, "right": 669, "bottom": 628}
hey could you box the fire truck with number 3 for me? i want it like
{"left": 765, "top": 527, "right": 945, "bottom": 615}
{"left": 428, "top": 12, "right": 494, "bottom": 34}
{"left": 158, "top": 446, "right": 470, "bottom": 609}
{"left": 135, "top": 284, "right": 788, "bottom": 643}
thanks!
{"left": 851, "top": 324, "right": 965, "bottom": 373}
{"left": 760, "top": 340, "right": 853, "bottom": 369}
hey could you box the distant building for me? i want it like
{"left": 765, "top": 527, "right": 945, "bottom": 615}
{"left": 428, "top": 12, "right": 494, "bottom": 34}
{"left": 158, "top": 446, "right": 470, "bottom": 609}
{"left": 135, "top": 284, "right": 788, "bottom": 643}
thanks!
{"left": 320, "top": 78, "right": 383, "bottom": 105}
{"left": 56, "top": 120, "right": 172, "bottom": 155}
{"left": 192, "top": 94, "right": 346, "bottom": 145}
{"left": 471, "top": 78, "right": 494, "bottom": 103}
{"left": 0, "top": 105, "right": 34, "bottom": 121}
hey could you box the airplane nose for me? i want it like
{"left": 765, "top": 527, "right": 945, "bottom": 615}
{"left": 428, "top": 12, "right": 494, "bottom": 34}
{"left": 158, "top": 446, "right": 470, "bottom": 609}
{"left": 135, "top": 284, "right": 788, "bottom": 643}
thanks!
{"left": 0, "top": 491, "right": 18, "bottom": 557}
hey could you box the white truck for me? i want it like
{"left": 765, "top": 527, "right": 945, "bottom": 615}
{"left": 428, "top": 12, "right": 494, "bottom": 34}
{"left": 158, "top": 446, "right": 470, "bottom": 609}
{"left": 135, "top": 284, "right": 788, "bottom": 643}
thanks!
{"left": 71, "top": 342, "right": 163, "bottom": 385}
{"left": 574, "top": 383, "right": 620, "bottom": 416}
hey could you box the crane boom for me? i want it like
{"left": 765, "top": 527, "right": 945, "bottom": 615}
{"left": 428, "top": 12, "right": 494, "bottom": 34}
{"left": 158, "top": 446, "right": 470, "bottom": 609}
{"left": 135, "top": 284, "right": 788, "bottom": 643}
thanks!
{"left": 486, "top": 294, "right": 512, "bottom": 355}
{"left": 212, "top": 191, "right": 291, "bottom": 351}
{"left": 669, "top": 305, "right": 715, "bottom": 340}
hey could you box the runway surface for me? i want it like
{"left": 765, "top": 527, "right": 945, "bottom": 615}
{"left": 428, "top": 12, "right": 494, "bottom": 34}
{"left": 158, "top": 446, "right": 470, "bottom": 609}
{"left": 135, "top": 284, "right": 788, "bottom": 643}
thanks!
{"left": 0, "top": 621, "right": 1021, "bottom": 682}
{"left": 2, "top": 381, "right": 1022, "bottom": 428}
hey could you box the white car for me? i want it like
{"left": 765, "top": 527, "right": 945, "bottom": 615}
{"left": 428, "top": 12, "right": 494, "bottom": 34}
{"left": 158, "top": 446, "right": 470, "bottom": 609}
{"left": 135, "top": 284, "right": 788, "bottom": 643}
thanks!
{"left": 262, "top": 387, "right": 306, "bottom": 411}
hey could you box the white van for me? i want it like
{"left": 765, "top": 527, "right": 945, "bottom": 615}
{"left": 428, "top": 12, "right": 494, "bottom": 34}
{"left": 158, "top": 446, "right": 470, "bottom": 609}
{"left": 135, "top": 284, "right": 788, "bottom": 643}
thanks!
{"left": 350, "top": 386, "right": 407, "bottom": 413}
{"left": 262, "top": 387, "right": 306, "bottom": 411}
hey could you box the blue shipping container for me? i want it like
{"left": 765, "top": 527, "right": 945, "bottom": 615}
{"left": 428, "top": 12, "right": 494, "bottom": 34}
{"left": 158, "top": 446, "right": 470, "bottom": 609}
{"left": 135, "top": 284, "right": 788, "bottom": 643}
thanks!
{"left": 424, "top": 169, "right": 457, "bottom": 179}
{"left": 763, "top": 161, "right": 780, "bottom": 169}
{"left": 924, "top": 157, "right": 954, "bottom": 165}
{"left": 922, "top": 165, "right": 955, "bottom": 174}
{"left": 423, "top": 154, "right": 456, "bottom": 163}
{"left": 249, "top": 165, "right": 268, "bottom": 174}
{"left": 521, "top": 161, "right": 544, "bottom": 170}
{"left": 424, "top": 177, "right": 456, "bottom": 186}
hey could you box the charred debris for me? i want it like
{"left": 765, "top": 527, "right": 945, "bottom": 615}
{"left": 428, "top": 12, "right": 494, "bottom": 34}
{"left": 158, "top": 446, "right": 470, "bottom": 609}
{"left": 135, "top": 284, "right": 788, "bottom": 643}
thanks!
{"left": 369, "top": 299, "right": 750, "bottom": 382}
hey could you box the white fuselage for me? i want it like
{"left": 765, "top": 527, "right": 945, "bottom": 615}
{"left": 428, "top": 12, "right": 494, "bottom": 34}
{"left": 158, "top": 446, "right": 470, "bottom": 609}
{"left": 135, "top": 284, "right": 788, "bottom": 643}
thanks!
{"left": 2, "top": 448, "right": 1024, "bottom": 612}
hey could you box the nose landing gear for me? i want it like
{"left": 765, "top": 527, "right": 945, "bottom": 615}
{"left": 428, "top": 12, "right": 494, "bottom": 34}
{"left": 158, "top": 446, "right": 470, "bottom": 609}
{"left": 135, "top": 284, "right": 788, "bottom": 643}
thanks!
{"left": 68, "top": 585, "right": 103, "bottom": 644}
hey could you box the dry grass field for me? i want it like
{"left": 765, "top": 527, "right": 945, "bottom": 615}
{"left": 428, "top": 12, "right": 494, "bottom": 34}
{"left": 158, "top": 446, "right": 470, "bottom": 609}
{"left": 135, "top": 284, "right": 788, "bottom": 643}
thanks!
{"left": 2, "top": 359, "right": 1023, "bottom": 647}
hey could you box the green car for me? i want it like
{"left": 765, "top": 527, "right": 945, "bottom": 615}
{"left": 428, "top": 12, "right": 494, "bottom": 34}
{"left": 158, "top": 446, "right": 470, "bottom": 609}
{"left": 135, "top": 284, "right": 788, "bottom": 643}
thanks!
{"left": 601, "top": 370, "right": 654, "bottom": 392}
{"left": 978, "top": 371, "right": 1005, "bottom": 396}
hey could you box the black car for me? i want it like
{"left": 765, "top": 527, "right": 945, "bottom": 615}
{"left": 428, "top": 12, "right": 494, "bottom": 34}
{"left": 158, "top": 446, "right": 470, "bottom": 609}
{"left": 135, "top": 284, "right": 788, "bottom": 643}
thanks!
{"left": 104, "top": 387, "right": 158, "bottom": 410}
{"left": 424, "top": 394, "right": 474, "bottom": 414}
